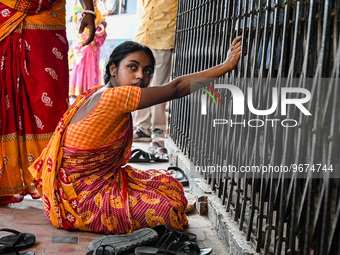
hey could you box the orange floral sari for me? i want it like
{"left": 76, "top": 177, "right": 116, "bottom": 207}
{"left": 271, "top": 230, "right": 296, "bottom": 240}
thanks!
{"left": 28, "top": 85, "right": 188, "bottom": 234}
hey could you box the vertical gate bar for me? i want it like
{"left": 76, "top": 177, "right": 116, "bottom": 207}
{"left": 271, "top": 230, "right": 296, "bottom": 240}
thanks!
{"left": 196, "top": 1, "right": 204, "bottom": 172}
{"left": 254, "top": 0, "right": 272, "bottom": 251}
{"left": 238, "top": 0, "right": 250, "bottom": 228}
{"left": 210, "top": 0, "right": 220, "bottom": 186}
{"left": 262, "top": 0, "right": 283, "bottom": 251}
{"left": 260, "top": 8, "right": 277, "bottom": 255}
{"left": 306, "top": 2, "right": 329, "bottom": 254}
{"left": 195, "top": 0, "right": 202, "bottom": 162}
{"left": 276, "top": 1, "right": 302, "bottom": 255}
{"left": 179, "top": 2, "right": 189, "bottom": 151}
{"left": 220, "top": 0, "right": 234, "bottom": 205}
{"left": 182, "top": 0, "right": 191, "bottom": 154}
{"left": 181, "top": 1, "right": 192, "bottom": 155}
{"left": 258, "top": 0, "right": 280, "bottom": 250}
{"left": 269, "top": 0, "right": 291, "bottom": 250}
{"left": 243, "top": 0, "right": 255, "bottom": 78}
{"left": 327, "top": 26, "right": 340, "bottom": 255}
{"left": 211, "top": 0, "right": 226, "bottom": 194}
{"left": 173, "top": 1, "right": 182, "bottom": 146}
{"left": 242, "top": 0, "right": 259, "bottom": 241}
{"left": 234, "top": 0, "right": 247, "bottom": 221}
{"left": 319, "top": 175, "right": 331, "bottom": 255}
{"left": 320, "top": 5, "right": 340, "bottom": 255}
{"left": 276, "top": 0, "right": 291, "bottom": 79}
{"left": 225, "top": 0, "right": 239, "bottom": 212}
{"left": 245, "top": 0, "right": 262, "bottom": 243}
{"left": 206, "top": 0, "right": 214, "bottom": 185}
{"left": 291, "top": 8, "right": 315, "bottom": 249}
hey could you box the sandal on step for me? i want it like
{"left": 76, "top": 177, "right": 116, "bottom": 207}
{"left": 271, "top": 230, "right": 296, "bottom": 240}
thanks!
{"left": 151, "top": 225, "right": 196, "bottom": 242}
{"left": 86, "top": 244, "right": 117, "bottom": 255}
{"left": 148, "top": 143, "right": 169, "bottom": 162}
{"left": 0, "top": 229, "right": 35, "bottom": 254}
{"left": 148, "top": 142, "right": 162, "bottom": 154}
{"left": 134, "top": 232, "right": 212, "bottom": 255}
{"left": 167, "top": 167, "right": 189, "bottom": 186}
{"left": 129, "top": 149, "right": 155, "bottom": 163}
{"left": 153, "top": 148, "right": 169, "bottom": 162}
{"left": 88, "top": 228, "right": 158, "bottom": 254}
{"left": 129, "top": 149, "right": 168, "bottom": 163}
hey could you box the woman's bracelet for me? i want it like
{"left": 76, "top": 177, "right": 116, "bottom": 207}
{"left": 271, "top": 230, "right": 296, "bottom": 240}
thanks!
{"left": 82, "top": 10, "right": 97, "bottom": 19}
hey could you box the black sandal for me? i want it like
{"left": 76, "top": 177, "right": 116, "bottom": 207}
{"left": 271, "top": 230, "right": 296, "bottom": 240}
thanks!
{"left": 129, "top": 149, "right": 155, "bottom": 163}
{"left": 86, "top": 244, "right": 117, "bottom": 255}
{"left": 135, "top": 231, "right": 212, "bottom": 255}
{"left": 151, "top": 225, "right": 196, "bottom": 242}
{"left": 167, "top": 167, "right": 189, "bottom": 186}
{"left": 0, "top": 249, "right": 35, "bottom": 255}
{"left": 0, "top": 229, "right": 35, "bottom": 254}
{"left": 153, "top": 148, "right": 169, "bottom": 162}
{"left": 88, "top": 228, "right": 158, "bottom": 254}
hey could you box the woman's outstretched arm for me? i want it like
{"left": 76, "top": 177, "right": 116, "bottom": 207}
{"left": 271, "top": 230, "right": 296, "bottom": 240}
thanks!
{"left": 138, "top": 35, "right": 242, "bottom": 110}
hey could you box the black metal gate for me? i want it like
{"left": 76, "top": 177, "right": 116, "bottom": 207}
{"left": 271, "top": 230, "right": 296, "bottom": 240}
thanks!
{"left": 169, "top": 1, "right": 340, "bottom": 254}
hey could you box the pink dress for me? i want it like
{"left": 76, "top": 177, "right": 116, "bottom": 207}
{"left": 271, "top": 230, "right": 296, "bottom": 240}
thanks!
{"left": 69, "top": 26, "right": 107, "bottom": 97}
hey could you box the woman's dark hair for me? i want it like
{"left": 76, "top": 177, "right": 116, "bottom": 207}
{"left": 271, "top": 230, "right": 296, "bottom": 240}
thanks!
{"left": 104, "top": 41, "right": 155, "bottom": 84}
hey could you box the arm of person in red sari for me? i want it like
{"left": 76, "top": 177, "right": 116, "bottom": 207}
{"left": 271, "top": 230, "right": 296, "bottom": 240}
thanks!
{"left": 79, "top": 0, "right": 96, "bottom": 46}
{"left": 138, "top": 35, "right": 242, "bottom": 109}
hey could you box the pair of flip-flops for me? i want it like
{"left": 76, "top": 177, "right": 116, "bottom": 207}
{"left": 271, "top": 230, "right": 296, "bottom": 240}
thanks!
{"left": 167, "top": 167, "right": 189, "bottom": 186}
{"left": 128, "top": 148, "right": 168, "bottom": 163}
{"left": 135, "top": 230, "right": 212, "bottom": 255}
{"left": 87, "top": 225, "right": 211, "bottom": 255}
{"left": 87, "top": 228, "right": 158, "bottom": 255}
{"left": 0, "top": 229, "right": 35, "bottom": 255}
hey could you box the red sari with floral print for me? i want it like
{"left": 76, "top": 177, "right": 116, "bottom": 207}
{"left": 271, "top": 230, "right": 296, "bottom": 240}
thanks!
{"left": 0, "top": 0, "right": 69, "bottom": 202}
{"left": 28, "top": 85, "right": 188, "bottom": 234}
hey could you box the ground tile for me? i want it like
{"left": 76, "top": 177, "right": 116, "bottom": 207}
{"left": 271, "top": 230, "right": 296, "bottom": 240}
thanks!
{"left": 43, "top": 243, "right": 88, "bottom": 255}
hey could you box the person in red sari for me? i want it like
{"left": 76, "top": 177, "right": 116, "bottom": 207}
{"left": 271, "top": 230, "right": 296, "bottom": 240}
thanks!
{"left": 28, "top": 38, "right": 242, "bottom": 233}
{"left": 0, "top": 0, "right": 96, "bottom": 204}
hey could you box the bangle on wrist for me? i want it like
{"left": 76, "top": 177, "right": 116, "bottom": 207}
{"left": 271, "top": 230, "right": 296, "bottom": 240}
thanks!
{"left": 82, "top": 10, "right": 97, "bottom": 19}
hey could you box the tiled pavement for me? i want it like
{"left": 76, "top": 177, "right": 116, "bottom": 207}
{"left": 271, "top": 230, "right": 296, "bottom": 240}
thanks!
{"left": 0, "top": 140, "right": 228, "bottom": 255}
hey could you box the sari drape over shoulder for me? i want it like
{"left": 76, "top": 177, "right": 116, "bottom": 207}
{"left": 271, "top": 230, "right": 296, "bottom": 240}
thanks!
{"left": 0, "top": 0, "right": 69, "bottom": 200}
{"left": 28, "top": 86, "right": 188, "bottom": 234}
